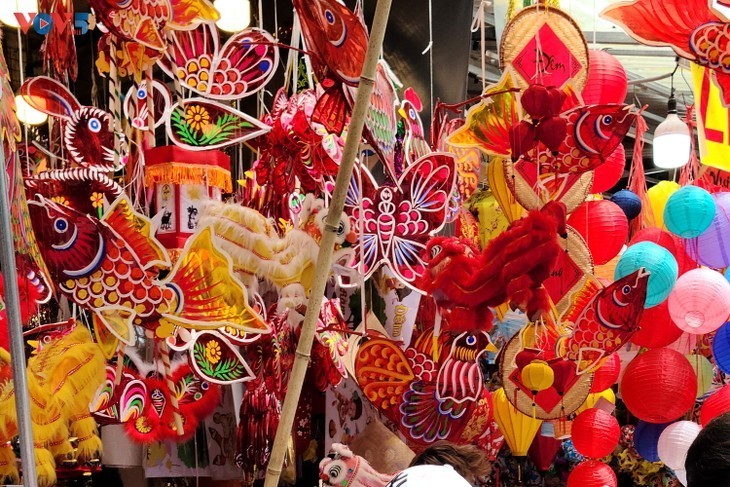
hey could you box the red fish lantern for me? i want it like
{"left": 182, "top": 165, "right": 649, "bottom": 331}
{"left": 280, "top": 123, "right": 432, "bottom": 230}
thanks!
{"left": 571, "top": 409, "right": 620, "bottom": 459}
{"left": 145, "top": 146, "right": 232, "bottom": 249}
{"left": 620, "top": 348, "right": 697, "bottom": 423}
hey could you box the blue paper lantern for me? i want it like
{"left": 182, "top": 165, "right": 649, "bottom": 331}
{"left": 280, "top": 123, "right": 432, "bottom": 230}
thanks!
{"left": 664, "top": 186, "right": 716, "bottom": 238}
{"left": 615, "top": 241, "right": 678, "bottom": 307}
{"left": 713, "top": 322, "right": 730, "bottom": 374}
{"left": 611, "top": 189, "right": 642, "bottom": 221}
{"left": 634, "top": 421, "right": 671, "bottom": 462}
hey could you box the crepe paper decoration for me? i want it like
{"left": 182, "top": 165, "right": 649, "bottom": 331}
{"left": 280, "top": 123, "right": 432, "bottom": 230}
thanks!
{"left": 499, "top": 328, "right": 593, "bottom": 420}
{"left": 144, "top": 146, "right": 231, "bottom": 249}
{"left": 124, "top": 80, "right": 172, "bottom": 130}
{"left": 39, "top": 0, "right": 78, "bottom": 82}
{"left": 159, "top": 23, "right": 279, "bottom": 101}
{"left": 167, "top": 98, "right": 271, "bottom": 151}
{"left": 20, "top": 76, "right": 127, "bottom": 172}
{"left": 200, "top": 195, "right": 356, "bottom": 308}
{"left": 346, "top": 60, "right": 401, "bottom": 182}
{"left": 620, "top": 348, "right": 697, "bottom": 423}
{"left": 500, "top": 6, "right": 589, "bottom": 90}
{"left": 439, "top": 118, "right": 482, "bottom": 222}
{"left": 355, "top": 330, "right": 496, "bottom": 446}
{"left": 27, "top": 195, "right": 268, "bottom": 354}
{"left": 25, "top": 168, "right": 125, "bottom": 219}
{"left": 398, "top": 87, "right": 431, "bottom": 166}
{"left": 601, "top": 0, "right": 730, "bottom": 106}
{"left": 292, "top": 0, "right": 368, "bottom": 133}
{"left": 342, "top": 153, "right": 456, "bottom": 293}
{"left": 567, "top": 460, "right": 617, "bottom": 487}
{"left": 448, "top": 71, "right": 521, "bottom": 158}
{"left": 492, "top": 387, "right": 542, "bottom": 457}
{"left": 555, "top": 271, "right": 649, "bottom": 372}
{"left": 319, "top": 443, "right": 397, "bottom": 487}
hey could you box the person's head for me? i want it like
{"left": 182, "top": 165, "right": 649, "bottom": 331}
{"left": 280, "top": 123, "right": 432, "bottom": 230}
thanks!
{"left": 685, "top": 413, "right": 730, "bottom": 487}
{"left": 409, "top": 441, "right": 489, "bottom": 485}
{"left": 386, "top": 465, "right": 472, "bottom": 487}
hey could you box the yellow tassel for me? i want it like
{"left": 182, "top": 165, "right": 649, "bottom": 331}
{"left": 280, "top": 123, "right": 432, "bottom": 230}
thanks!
{"left": 145, "top": 163, "right": 233, "bottom": 193}
{"left": 49, "top": 439, "right": 74, "bottom": 462}
{"left": 69, "top": 415, "right": 98, "bottom": 440}
{"left": 0, "top": 444, "right": 18, "bottom": 485}
{"left": 76, "top": 434, "right": 103, "bottom": 463}
{"left": 34, "top": 447, "right": 57, "bottom": 487}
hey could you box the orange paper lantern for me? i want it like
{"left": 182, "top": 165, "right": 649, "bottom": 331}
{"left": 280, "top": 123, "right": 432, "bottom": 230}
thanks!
{"left": 571, "top": 409, "right": 620, "bottom": 459}
{"left": 567, "top": 200, "right": 629, "bottom": 265}
{"left": 620, "top": 348, "right": 697, "bottom": 423}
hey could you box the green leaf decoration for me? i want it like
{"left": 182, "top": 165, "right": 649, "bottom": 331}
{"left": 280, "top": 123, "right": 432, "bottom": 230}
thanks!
{"left": 171, "top": 107, "right": 201, "bottom": 146}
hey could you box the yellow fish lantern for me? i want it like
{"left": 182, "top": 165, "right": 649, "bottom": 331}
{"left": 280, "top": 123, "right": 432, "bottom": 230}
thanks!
{"left": 647, "top": 181, "right": 680, "bottom": 230}
{"left": 492, "top": 387, "right": 542, "bottom": 456}
{"left": 145, "top": 145, "right": 233, "bottom": 250}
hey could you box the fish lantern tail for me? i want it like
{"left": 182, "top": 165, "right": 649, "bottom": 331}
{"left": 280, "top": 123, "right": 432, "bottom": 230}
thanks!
{"left": 161, "top": 226, "right": 270, "bottom": 334}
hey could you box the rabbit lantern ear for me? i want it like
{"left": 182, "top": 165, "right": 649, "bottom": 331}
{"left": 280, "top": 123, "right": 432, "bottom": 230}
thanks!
{"left": 20, "top": 77, "right": 81, "bottom": 121}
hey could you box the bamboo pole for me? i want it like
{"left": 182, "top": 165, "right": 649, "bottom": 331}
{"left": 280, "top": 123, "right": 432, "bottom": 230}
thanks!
{"left": 0, "top": 145, "right": 38, "bottom": 487}
{"left": 263, "top": 1, "right": 393, "bottom": 485}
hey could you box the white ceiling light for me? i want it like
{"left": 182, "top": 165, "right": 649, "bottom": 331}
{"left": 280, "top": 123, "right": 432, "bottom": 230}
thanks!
{"left": 653, "top": 93, "right": 691, "bottom": 169}
{"left": 214, "top": 0, "right": 252, "bottom": 33}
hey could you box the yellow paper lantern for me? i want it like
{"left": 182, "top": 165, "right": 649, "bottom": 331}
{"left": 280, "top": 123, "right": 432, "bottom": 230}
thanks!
{"left": 575, "top": 387, "right": 616, "bottom": 415}
{"left": 487, "top": 157, "right": 524, "bottom": 222}
{"left": 521, "top": 360, "right": 555, "bottom": 393}
{"left": 492, "top": 387, "right": 542, "bottom": 456}
{"left": 468, "top": 189, "right": 510, "bottom": 248}
{"left": 647, "top": 181, "right": 680, "bottom": 229}
{"left": 686, "top": 354, "right": 714, "bottom": 398}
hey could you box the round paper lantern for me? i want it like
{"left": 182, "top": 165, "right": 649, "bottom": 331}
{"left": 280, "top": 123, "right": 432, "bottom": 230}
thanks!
{"left": 657, "top": 421, "right": 702, "bottom": 470}
{"left": 713, "top": 322, "right": 730, "bottom": 373}
{"left": 591, "top": 353, "right": 621, "bottom": 392}
{"left": 664, "top": 186, "right": 716, "bottom": 238}
{"left": 611, "top": 189, "right": 642, "bottom": 221}
{"left": 631, "top": 301, "right": 683, "bottom": 348}
{"left": 675, "top": 468, "right": 688, "bottom": 486}
{"left": 700, "top": 384, "right": 730, "bottom": 426}
{"left": 592, "top": 144, "right": 626, "bottom": 193}
{"left": 615, "top": 242, "right": 678, "bottom": 307}
{"left": 630, "top": 227, "right": 696, "bottom": 275}
{"left": 668, "top": 268, "right": 730, "bottom": 334}
{"left": 686, "top": 354, "right": 714, "bottom": 398}
{"left": 528, "top": 434, "right": 562, "bottom": 472}
{"left": 620, "top": 348, "right": 697, "bottom": 423}
{"left": 576, "top": 388, "right": 616, "bottom": 415}
{"left": 571, "top": 409, "right": 620, "bottom": 459}
{"left": 648, "top": 181, "right": 681, "bottom": 229}
{"left": 567, "top": 460, "right": 617, "bottom": 487}
{"left": 521, "top": 360, "right": 554, "bottom": 393}
{"left": 581, "top": 50, "right": 628, "bottom": 105}
{"left": 685, "top": 192, "right": 730, "bottom": 269}
{"left": 568, "top": 200, "right": 629, "bottom": 265}
{"left": 634, "top": 421, "right": 671, "bottom": 462}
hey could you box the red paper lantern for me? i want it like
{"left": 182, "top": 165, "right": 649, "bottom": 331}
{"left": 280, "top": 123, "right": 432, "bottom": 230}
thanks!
{"left": 620, "top": 348, "right": 697, "bottom": 423}
{"left": 567, "top": 200, "right": 628, "bottom": 265}
{"left": 630, "top": 228, "right": 696, "bottom": 275}
{"left": 567, "top": 460, "right": 618, "bottom": 487}
{"left": 581, "top": 50, "right": 628, "bottom": 105}
{"left": 571, "top": 409, "right": 620, "bottom": 459}
{"left": 592, "top": 144, "right": 626, "bottom": 194}
{"left": 630, "top": 301, "right": 683, "bottom": 348}
{"left": 591, "top": 353, "right": 621, "bottom": 392}
{"left": 700, "top": 384, "right": 730, "bottom": 426}
{"left": 528, "top": 434, "right": 562, "bottom": 472}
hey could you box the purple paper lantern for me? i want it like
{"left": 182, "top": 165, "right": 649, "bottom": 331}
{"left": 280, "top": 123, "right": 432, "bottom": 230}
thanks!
{"left": 685, "top": 192, "right": 730, "bottom": 269}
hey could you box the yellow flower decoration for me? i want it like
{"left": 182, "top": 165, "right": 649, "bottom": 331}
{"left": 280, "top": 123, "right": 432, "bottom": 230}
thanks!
{"left": 51, "top": 196, "right": 70, "bottom": 206}
{"left": 134, "top": 416, "right": 152, "bottom": 434}
{"left": 90, "top": 192, "right": 104, "bottom": 209}
{"left": 185, "top": 105, "right": 210, "bottom": 131}
{"left": 204, "top": 340, "right": 222, "bottom": 364}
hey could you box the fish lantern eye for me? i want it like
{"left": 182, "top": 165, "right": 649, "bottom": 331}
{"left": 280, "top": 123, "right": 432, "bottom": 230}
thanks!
{"left": 465, "top": 335, "right": 477, "bottom": 346}
{"left": 622, "top": 285, "right": 631, "bottom": 295}
{"left": 54, "top": 218, "right": 68, "bottom": 233}
{"left": 324, "top": 9, "right": 335, "bottom": 24}
{"left": 602, "top": 115, "right": 613, "bottom": 125}
{"left": 137, "top": 87, "right": 147, "bottom": 100}
{"left": 88, "top": 117, "right": 102, "bottom": 133}
{"left": 430, "top": 244, "right": 442, "bottom": 259}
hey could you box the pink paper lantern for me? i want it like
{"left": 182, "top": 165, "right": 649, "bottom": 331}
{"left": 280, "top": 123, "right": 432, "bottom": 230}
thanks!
{"left": 581, "top": 50, "right": 628, "bottom": 105}
{"left": 668, "top": 268, "right": 730, "bottom": 334}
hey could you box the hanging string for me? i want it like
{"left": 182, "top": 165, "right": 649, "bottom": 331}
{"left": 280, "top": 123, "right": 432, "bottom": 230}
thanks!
{"left": 422, "top": 0, "right": 435, "bottom": 118}
{"left": 470, "top": 1, "right": 489, "bottom": 92}
{"left": 627, "top": 111, "right": 653, "bottom": 237}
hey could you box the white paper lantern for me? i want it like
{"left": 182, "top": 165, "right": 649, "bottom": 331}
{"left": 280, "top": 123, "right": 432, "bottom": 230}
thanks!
{"left": 0, "top": 0, "right": 38, "bottom": 28}
{"left": 657, "top": 421, "right": 702, "bottom": 471}
{"left": 214, "top": 0, "right": 251, "bottom": 33}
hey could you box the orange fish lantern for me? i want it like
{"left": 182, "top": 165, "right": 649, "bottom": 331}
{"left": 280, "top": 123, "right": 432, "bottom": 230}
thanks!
{"left": 144, "top": 145, "right": 233, "bottom": 250}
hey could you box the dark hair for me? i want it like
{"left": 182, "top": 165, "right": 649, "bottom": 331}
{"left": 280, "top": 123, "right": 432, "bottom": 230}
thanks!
{"left": 685, "top": 413, "right": 730, "bottom": 487}
{"left": 410, "top": 441, "right": 490, "bottom": 480}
